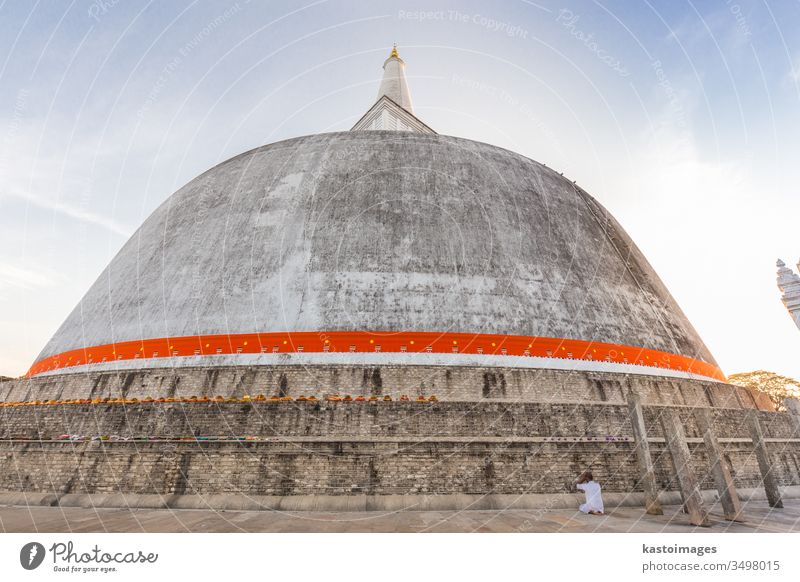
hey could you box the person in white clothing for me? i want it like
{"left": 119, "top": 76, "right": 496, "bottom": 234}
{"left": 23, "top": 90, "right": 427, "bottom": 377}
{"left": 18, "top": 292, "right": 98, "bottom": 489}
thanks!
{"left": 576, "top": 470, "right": 604, "bottom": 515}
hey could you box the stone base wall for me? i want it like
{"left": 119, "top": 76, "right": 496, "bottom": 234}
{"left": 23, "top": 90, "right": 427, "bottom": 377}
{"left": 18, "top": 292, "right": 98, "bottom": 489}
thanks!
{"left": 0, "top": 401, "right": 796, "bottom": 441}
{"left": 1, "top": 438, "right": 798, "bottom": 498}
{"left": 0, "top": 365, "right": 773, "bottom": 410}
{"left": 0, "top": 401, "right": 797, "bottom": 498}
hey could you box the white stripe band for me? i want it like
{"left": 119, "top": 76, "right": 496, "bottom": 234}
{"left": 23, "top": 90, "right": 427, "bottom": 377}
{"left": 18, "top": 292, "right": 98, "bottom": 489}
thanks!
{"left": 31, "top": 351, "right": 723, "bottom": 383}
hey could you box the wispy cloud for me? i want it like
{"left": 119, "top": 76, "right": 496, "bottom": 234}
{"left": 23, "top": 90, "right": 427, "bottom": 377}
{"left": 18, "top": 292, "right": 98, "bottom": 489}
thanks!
{"left": 2, "top": 188, "right": 132, "bottom": 237}
{"left": 0, "top": 262, "right": 60, "bottom": 294}
{"left": 787, "top": 55, "right": 800, "bottom": 84}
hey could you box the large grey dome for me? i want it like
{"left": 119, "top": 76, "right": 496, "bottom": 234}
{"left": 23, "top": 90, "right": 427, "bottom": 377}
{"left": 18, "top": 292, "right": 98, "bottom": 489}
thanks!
{"left": 30, "top": 130, "right": 720, "bottom": 380}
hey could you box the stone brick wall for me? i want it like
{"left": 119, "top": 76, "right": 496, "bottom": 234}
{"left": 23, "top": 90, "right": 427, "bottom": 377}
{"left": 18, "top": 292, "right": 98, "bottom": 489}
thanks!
{"left": 0, "top": 401, "right": 793, "bottom": 441}
{"left": 0, "top": 365, "right": 772, "bottom": 410}
{"left": 0, "top": 439, "right": 796, "bottom": 497}
{"left": 0, "top": 401, "right": 797, "bottom": 498}
{"left": 641, "top": 407, "right": 799, "bottom": 440}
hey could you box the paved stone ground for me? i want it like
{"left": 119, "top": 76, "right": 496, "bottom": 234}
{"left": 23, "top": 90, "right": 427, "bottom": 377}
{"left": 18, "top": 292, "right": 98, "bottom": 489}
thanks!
{"left": 1, "top": 500, "right": 799, "bottom": 533}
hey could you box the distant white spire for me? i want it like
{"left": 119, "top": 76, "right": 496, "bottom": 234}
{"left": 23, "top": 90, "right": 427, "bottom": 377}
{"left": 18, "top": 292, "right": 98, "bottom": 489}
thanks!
{"left": 776, "top": 258, "right": 800, "bottom": 331}
{"left": 377, "top": 44, "right": 414, "bottom": 113}
{"left": 351, "top": 45, "right": 435, "bottom": 134}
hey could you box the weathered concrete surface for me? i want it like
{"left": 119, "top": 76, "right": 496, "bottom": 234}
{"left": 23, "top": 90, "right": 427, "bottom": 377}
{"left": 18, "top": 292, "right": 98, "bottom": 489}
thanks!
{"left": 627, "top": 390, "right": 662, "bottom": 514}
{"left": 660, "top": 408, "right": 710, "bottom": 526}
{"left": 35, "top": 131, "right": 717, "bottom": 371}
{"left": 695, "top": 408, "right": 743, "bottom": 521}
{"left": 3, "top": 495, "right": 800, "bottom": 533}
{"left": 748, "top": 409, "right": 784, "bottom": 508}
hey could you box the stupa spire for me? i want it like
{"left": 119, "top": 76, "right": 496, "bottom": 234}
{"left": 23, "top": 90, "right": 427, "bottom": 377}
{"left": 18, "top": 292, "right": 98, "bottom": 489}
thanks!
{"left": 378, "top": 44, "right": 413, "bottom": 112}
{"left": 351, "top": 45, "right": 435, "bottom": 134}
{"left": 777, "top": 258, "right": 800, "bottom": 331}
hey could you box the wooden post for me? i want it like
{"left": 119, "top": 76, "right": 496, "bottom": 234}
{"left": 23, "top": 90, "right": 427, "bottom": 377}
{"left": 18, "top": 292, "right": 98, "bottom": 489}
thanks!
{"left": 747, "top": 409, "right": 783, "bottom": 508}
{"left": 660, "top": 408, "right": 710, "bottom": 526}
{"left": 695, "top": 408, "right": 743, "bottom": 521}
{"left": 626, "top": 390, "right": 663, "bottom": 515}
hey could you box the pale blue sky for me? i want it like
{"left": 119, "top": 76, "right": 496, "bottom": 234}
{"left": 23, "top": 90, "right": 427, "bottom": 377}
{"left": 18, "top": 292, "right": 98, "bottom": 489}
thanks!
{"left": 1, "top": 0, "right": 799, "bottom": 378}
